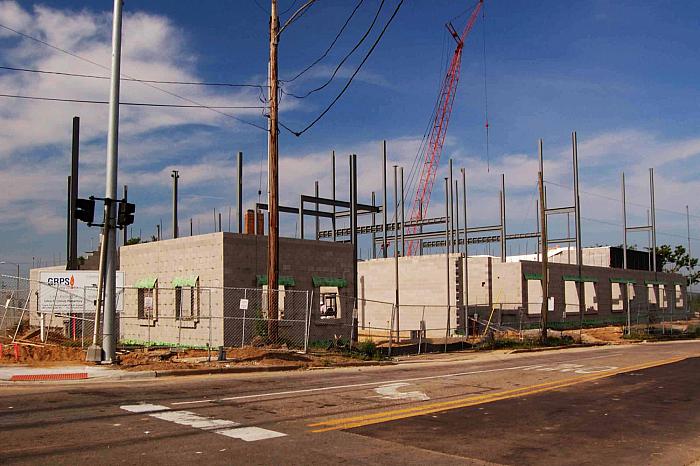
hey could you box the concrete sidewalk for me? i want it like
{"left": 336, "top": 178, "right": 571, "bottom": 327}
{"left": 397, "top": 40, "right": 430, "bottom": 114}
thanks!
{"left": 0, "top": 364, "right": 147, "bottom": 382}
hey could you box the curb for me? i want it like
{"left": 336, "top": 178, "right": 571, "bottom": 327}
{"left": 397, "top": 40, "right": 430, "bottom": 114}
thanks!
{"left": 510, "top": 343, "right": 608, "bottom": 354}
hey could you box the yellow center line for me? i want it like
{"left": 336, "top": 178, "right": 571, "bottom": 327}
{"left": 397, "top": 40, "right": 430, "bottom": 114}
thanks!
{"left": 309, "top": 355, "right": 688, "bottom": 433}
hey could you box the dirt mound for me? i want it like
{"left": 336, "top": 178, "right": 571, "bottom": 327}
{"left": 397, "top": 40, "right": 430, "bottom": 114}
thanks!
{"left": 0, "top": 343, "right": 86, "bottom": 365}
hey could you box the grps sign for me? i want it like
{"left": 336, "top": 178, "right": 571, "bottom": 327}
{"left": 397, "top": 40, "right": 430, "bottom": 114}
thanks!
{"left": 39, "top": 271, "right": 124, "bottom": 314}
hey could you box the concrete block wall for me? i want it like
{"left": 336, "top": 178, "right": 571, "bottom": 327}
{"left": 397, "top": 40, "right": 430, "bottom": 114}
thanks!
{"left": 119, "top": 233, "right": 225, "bottom": 346}
{"left": 358, "top": 254, "right": 462, "bottom": 337}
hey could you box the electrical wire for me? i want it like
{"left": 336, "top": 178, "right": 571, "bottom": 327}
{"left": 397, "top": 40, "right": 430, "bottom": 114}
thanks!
{"left": 0, "top": 93, "right": 266, "bottom": 109}
{"left": 281, "top": 0, "right": 365, "bottom": 83}
{"left": 283, "top": 0, "right": 403, "bottom": 137}
{"left": 0, "top": 65, "right": 266, "bottom": 89}
{"left": 282, "top": 0, "right": 386, "bottom": 99}
{"left": 0, "top": 22, "right": 268, "bottom": 131}
{"left": 280, "top": 0, "right": 300, "bottom": 17}
{"left": 278, "top": 0, "right": 317, "bottom": 36}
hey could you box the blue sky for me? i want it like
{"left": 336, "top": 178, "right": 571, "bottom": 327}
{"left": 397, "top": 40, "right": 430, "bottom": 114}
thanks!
{"left": 1, "top": 0, "right": 700, "bottom": 277}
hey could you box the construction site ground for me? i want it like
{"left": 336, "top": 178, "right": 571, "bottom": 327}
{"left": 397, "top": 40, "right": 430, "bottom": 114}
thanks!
{"left": 2, "top": 320, "right": 699, "bottom": 374}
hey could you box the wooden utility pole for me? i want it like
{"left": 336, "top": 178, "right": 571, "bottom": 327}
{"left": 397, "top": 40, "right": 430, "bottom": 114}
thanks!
{"left": 267, "top": 0, "right": 280, "bottom": 341}
{"left": 538, "top": 140, "right": 548, "bottom": 343}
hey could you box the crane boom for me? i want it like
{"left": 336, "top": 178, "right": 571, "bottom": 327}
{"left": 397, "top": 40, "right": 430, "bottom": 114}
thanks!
{"left": 405, "top": 1, "right": 483, "bottom": 256}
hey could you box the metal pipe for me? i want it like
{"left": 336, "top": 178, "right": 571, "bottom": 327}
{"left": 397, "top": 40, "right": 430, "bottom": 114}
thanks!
{"left": 383, "top": 141, "right": 388, "bottom": 258}
{"left": 66, "top": 176, "right": 71, "bottom": 269}
{"left": 393, "top": 165, "right": 399, "bottom": 341}
{"left": 237, "top": 151, "right": 243, "bottom": 234}
{"left": 101, "top": 0, "right": 124, "bottom": 363}
{"left": 573, "top": 132, "right": 582, "bottom": 268}
{"left": 299, "top": 195, "right": 304, "bottom": 239}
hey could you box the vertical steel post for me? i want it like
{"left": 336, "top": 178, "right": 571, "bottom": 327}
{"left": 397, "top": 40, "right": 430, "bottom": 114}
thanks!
{"left": 622, "top": 172, "right": 628, "bottom": 270}
{"left": 237, "top": 151, "right": 243, "bottom": 234}
{"left": 69, "top": 116, "right": 79, "bottom": 269}
{"left": 444, "top": 177, "right": 451, "bottom": 351}
{"left": 454, "top": 179, "right": 460, "bottom": 251}
{"left": 449, "top": 159, "right": 454, "bottom": 253}
{"left": 393, "top": 165, "right": 399, "bottom": 342}
{"left": 650, "top": 168, "right": 657, "bottom": 273}
{"left": 400, "top": 167, "right": 405, "bottom": 257}
{"left": 382, "top": 141, "right": 388, "bottom": 258}
{"left": 66, "top": 176, "right": 71, "bottom": 268}
{"left": 331, "top": 151, "right": 336, "bottom": 241}
{"left": 299, "top": 196, "right": 304, "bottom": 239}
{"left": 500, "top": 173, "right": 506, "bottom": 262}
{"left": 371, "top": 191, "right": 377, "bottom": 259}
{"left": 171, "top": 170, "right": 179, "bottom": 238}
{"left": 538, "top": 160, "right": 548, "bottom": 342}
{"left": 315, "top": 180, "right": 320, "bottom": 240}
{"left": 101, "top": 0, "right": 124, "bottom": 363}
{"left": 462, "top": 168, "right": 469, "bottom": 333}
{"left": 573, "top": 132, "right": 582, "bottom": 267}
{"left": 351, "top": 154, "right": 358, "bottom": 343}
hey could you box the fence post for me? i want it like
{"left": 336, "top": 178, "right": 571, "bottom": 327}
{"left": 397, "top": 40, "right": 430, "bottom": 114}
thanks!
{"left": 303, "top": 290, "right": 310, "bottom": 353}
{"left": 241, "top": 288, "right": 247, "bottom": 348}
{"left": 388, "top": 304, "right": 394, "bottom": 357}
{"left": 208, "top": 289, "right": 212, "bottom": 361}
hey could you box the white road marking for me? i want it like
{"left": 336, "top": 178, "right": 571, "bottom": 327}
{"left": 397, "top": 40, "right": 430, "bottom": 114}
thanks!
{"left": 121, "top": 404, "right": 285, "bottom": 441}
{"left": 169, "top": 351, "right": 627, "bottom": 407}
{"left": 521, "top": 364, "right": 618, "bottom": 374}
{"left": 171, "top": 365, "right": 537, "bottom": 405}
{"left": 218, "top": 426, "right": 287, "bottom": 441}
{"left": 374, "top": 382, "right": 430, "bottom": 401}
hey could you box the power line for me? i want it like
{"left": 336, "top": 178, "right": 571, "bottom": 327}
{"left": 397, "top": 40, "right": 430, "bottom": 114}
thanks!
{"left": 278, "top": 0, "right": 317, "bottom": 35}
{"left": 285, "top": 0, "right": 404, "bottom": 137}
{"left": 280, "top": 0, "right": 300, "bottom": 16}
{"left": 281, "top": 0, "right": 365, "bottom": 83}
{"left": 0, "top": 93, "right": 266, "bottom": 109}
{"left": 0, "top": 22, "right": 268, "bottom": 131}
{"left": 0, "top": 65, "right": 266, "bottom": 89}
{"left": 281, "top": 0, "right": 386, "bottom": 99}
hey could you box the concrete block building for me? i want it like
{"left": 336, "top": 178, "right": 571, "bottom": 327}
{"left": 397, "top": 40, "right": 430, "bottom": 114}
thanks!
{"left": 119, "top": 232, "right": 354, "bottom": 347}
{"left": 358, "top": 248, "right": 687, "bottom": 337}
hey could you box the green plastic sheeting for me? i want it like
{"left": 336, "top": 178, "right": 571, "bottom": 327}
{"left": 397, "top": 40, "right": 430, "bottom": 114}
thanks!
{"left": 610, "top": 277, "right": 636, "bottom": 284}
{"left": 562, "top": 275, "right": 598, "bottom": 283}
{"left": 523, "top": 272, "right": 543, "bottom": 280}
{"left": 312, "top": 276, "right": 348, "bottom": 288}
{"left": 256, "top": 275, "right": 296, "bottom": 287}
{"left": 172, "top": 276, "right": 199, "bottom": 288}
{"left": 134, "top": 277, "right": 157, "bottom": 289}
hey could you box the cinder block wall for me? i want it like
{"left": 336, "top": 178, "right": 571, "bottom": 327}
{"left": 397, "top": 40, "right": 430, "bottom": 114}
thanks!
{"left": 222, "top": 233, "right": 355, "bottom": 344}
{"left": 119, "top": 233, "right": 225, "bottom": 346}
{"left": 358, "top": 254, "right": 462, "bottom": 336}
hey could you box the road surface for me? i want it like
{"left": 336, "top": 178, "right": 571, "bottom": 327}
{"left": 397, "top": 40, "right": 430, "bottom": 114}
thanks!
{"left": 2, "top": 340, "right": 700, "bottom": 465}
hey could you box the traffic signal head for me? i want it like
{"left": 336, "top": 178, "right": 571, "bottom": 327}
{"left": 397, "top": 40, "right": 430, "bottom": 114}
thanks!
{"left": 75, "top": 198, "right": 95, "bottom": 224}
{"left": 118, "top": 201, "right": 135, "bottom": 227}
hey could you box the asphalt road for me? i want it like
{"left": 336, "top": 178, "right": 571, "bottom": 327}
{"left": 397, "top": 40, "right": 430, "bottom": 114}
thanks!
{"left": 2, "top": 341, "right": 700, "bottom": 465}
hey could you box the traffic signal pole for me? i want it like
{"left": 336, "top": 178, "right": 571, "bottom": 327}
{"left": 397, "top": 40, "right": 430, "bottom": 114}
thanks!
{"left": 101, "top": 0, "right": 124, "bottom": 363}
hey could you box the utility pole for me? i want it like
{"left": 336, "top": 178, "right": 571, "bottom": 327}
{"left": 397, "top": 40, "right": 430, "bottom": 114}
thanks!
{"left": 237, "top": 152, "right": 243, "bottom": 234}
{"left": 171, "top": 170, "right": 179, "bottom": 238}
{"left": 68, "top": 116, "right": 79, "bottom": 270}
{"left": 267, "top": 0, "right": 280, "bottom": 342}
{"left": 538, "top": 140, "right": 548, "bottom": 343}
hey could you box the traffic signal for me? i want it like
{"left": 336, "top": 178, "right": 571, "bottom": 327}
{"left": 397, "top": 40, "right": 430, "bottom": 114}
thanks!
{"left": 75, "top": 198, "right": 95, "bottom": 224}
{"left": 117, "top": 201, "right": 135, "bottom": 227}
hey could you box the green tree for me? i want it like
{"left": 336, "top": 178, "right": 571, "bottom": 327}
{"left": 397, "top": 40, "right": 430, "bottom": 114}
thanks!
{"left": 654, "top": 244, "right": 700, "bottom": 285}
{"left": 126, "top": 237, "right": 142, "bottom": 245}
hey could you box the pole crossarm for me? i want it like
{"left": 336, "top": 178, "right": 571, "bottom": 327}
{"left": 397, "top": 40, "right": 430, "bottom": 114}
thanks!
{"left": 626, "top": 225, "right": 652, "bottom": 233}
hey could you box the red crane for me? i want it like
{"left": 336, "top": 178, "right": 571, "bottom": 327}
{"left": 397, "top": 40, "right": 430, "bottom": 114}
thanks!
{"left": 405, "top": 0, "right": 483, "bottom": 256}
